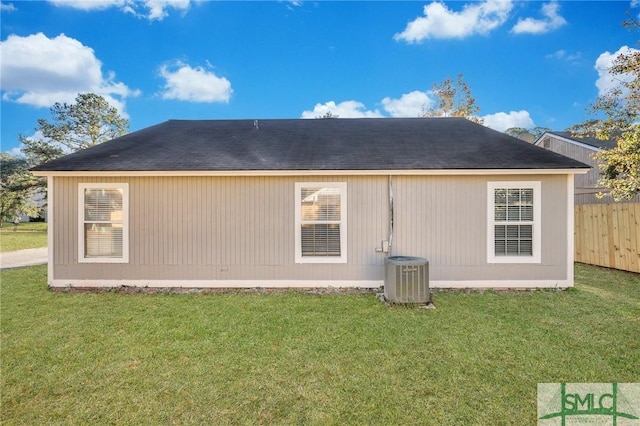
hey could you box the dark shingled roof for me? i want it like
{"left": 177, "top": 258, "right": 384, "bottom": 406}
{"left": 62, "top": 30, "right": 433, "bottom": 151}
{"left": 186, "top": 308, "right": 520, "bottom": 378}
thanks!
{"left": 32, "top": 118, "right": 589, "bottom": 172}
{"left": 546, "top": 131, "right": 617, "bottom": 150}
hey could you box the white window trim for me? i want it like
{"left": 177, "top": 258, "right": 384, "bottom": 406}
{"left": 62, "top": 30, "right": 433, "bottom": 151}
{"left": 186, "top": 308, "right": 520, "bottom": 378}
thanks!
{"left": 295, "top": 182, "right": 347, "bottom": 264}
{"left": 487, "top": 181, "right": 541, "bottom": 264}
{"left": 78, "top": 183, "right": 129, "bottom": 263}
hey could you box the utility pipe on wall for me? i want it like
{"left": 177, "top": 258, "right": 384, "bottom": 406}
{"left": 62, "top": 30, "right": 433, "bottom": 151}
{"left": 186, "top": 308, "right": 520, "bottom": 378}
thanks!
{"left": 375, "top": 175, "right": 394, "bottom": 255}
{"left": 388, "top": 174, "right": 394, "bottom": 256}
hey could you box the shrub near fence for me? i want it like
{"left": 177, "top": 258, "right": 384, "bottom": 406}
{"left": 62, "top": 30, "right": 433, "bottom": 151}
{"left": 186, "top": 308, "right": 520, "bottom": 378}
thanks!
{"left": 575, "top": 203, "right": 640, "bottom": 273}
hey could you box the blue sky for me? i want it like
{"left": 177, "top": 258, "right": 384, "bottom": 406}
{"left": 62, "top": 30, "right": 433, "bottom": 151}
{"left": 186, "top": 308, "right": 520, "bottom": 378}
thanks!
{"left": 0, "top": 0, "right": 637, "bottom": 155}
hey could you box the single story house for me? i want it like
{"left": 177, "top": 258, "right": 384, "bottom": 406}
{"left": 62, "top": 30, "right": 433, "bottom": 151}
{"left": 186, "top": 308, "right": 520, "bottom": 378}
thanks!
{"left": 32, "top": 118, "right": 589, "bottom": 290}
{"left": 534, "top": 131, "right": 640, "bottom": 204}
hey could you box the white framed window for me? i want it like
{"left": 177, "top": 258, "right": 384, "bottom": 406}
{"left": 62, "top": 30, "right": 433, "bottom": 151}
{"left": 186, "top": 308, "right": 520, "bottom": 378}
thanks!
{"left": 487, "top": 181, "right": 541, "bottom": 264}
{"left": 295, "top": 182, "right": 347, "bottom": 263}
{"left": 78, "top": 183, "right": 129, "bottom": 263}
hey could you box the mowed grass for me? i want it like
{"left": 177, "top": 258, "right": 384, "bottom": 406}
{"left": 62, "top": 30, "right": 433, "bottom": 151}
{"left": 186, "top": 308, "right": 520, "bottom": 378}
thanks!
{"left": 0, "top": 222, "right": 47, "bottom": 252}
{"left": 1, "top": 264, "right": 638, "bottom": 425}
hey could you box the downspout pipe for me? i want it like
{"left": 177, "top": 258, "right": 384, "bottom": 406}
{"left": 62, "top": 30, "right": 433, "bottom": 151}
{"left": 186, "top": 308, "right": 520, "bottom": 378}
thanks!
{"left": 376, "top": 175, "right": 394, "bottom": 255}
{"left": 388, "top": 175, "right": 394, "bottom": 256}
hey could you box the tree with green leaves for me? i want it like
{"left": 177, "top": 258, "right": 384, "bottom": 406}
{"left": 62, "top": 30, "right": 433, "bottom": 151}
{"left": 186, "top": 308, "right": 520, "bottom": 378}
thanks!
{"left": 595, "top": 125, "right": 640, "bottom": 200}
{"left": 20, "top": 93, "right": 129, "bottom": 167}
{"left": 571, "top": 18, "right": 640, "bottom": 201}
{"left": 16, "top": 93, "right": 129, "bottom": 202}
{"left": 316, "top": 111, "right": 339, "bottom": 119}
{"left": 505, "top": 126, "right": 551, "bottom": 141}
{"left": 505, "top": 127, "right": 530, "bottom": 139}
{"left": 421, "top": 74, "right": 483, "bottom": 124}
{"left": 0, "top": 153, "right": 39, "bottom": 226}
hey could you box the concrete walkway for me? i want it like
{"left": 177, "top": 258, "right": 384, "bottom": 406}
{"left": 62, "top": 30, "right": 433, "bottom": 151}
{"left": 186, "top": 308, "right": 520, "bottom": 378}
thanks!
{"left": 0, "top": 247, "right": 48, "bottom": 270}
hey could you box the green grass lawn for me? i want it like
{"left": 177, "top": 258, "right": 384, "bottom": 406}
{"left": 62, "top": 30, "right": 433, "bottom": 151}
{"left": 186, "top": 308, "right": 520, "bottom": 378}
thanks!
{"left": 0, "top": 222, "right": 47, "bottom": 252}
{"left": 1, "top": 264, "right": 638, "bottom": 425}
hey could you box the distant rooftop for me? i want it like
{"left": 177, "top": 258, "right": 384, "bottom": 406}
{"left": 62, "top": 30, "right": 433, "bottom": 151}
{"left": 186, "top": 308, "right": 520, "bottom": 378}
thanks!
{"left": 541, "top": 131, "right": 617, "bottom": 150}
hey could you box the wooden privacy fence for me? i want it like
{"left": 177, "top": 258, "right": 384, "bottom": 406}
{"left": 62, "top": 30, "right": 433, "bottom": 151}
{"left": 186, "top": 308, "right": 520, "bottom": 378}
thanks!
{"left": 574, "top": 203, "right": 640, "bottom": 273}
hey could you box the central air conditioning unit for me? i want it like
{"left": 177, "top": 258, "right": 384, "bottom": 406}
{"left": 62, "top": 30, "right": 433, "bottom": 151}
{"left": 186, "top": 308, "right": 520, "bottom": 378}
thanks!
{"left": 384, "top": 256, "right": 430, "bottom": 304}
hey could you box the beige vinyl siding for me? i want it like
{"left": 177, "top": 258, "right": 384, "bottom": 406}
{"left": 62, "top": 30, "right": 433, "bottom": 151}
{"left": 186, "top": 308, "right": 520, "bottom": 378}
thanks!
{"left": 52, "top": 174, "right": 569, "bottom": 285}
{"left": 392, "top": 175, "right": 568, "bottom": 281}
{"left": 133, "top": 176, "right": 293, "bottom": 266}
{"left": 393, "top": 175, "right": 486, "bottom": 266}
{"left": 53, "top": 176, "right": 388, "bottom": 282}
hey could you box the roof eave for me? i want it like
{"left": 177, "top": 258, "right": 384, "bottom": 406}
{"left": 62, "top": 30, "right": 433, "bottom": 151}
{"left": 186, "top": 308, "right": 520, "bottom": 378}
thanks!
{"left": 535, "top": 131, "right": 609, "bottom": 152}
{"left": 32, "top": 168, "right": 590, "bottom": 177}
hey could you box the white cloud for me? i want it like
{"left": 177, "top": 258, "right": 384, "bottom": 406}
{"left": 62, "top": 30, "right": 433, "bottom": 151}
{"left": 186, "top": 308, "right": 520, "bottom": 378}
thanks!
{"left": 48, "top": 0, "right": 125, "bottom": 11}
{"left": 381, "top": 90, "right": 434, "bottom": 117}
{"left": 0, "top": 33, "right": 138, "bottom": 115}
{"left": 394, "top": 0, "right": 513, "bottom": 42}
{"left": 301, "top": 100, "right": 383, "bottom": 119}
{"left": 48, "top": 0, "right": 193, "bottom": 21}
{"left": 7, "top": 146, "right": 24, "bottom": 157}
{"left": 144, "top": 0, "right": 191, "bottom": 20}
{"left": 512, "top": 1, "right": 567, "bottom": 34}
{"left": 301, "top": 95, "right": 534, "bottom": 132}
{"left": 1, "top": 2, "right": 16, "bottom": 11}
{"left": 595, "top": 46, "right": 639, "bottom": 96}
{"left": 481, "top": 110, "right": 534, "bottom": 132}
{"left": 159, "top": 62, "right": 232, "bottom": 103}
{"left": 545, "top": 49, "right": 582, "bottom": 64}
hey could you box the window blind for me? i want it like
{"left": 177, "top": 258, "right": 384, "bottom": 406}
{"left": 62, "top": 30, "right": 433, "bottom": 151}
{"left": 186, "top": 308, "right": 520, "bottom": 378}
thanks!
{"left": 494, "top": 188, "right": 534, "bottom": 257}
{"left": 300, "top": 187, "right": 342, "bottom": 257}
{"left": 84, "top": 188, "right": 124, "bottom": 258}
